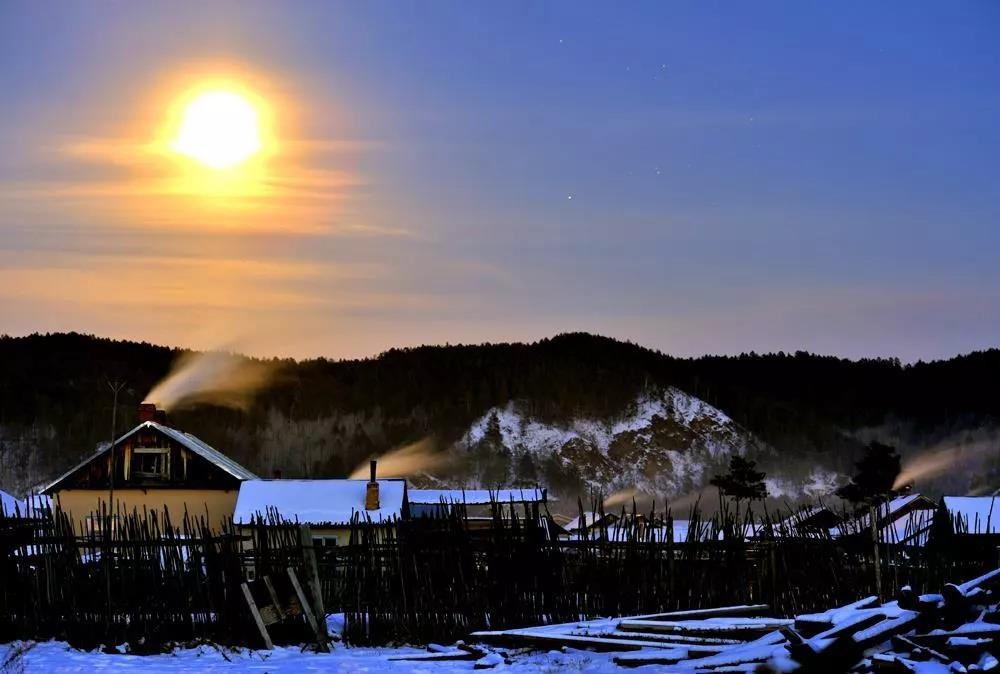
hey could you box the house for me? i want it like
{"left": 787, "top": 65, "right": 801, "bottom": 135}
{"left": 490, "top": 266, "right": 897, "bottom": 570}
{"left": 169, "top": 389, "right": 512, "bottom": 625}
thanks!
{"left": 771, "top": 505, "right": 843, "bottom": 538}
{"left": 1, "top": 489, "right": 23, "bottom": 517}
{"left": 408, "top": 487, "right": 551, "bottom": 538}
{"left": 407, "top": 488, "right": 546, "bottom": 519}
{"left": 42, "top": 403, "right": 257, "bottom": 534}
{"left": 562, "top": 510, "right": 620, "bottom": 537}
{"left": 936, "top": 496, "right": 1000, "bottom": 537}
{"left": 233, "top": 462, "right": 407, "bottom": 547}
{"left": 839, "top": 494, "right": 938, "bottom": 545}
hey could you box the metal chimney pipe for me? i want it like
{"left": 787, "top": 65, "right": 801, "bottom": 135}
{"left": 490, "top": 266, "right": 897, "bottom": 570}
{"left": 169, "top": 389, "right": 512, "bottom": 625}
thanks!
{"left": 369, "top": 459, "right": 377, "bottom": 483}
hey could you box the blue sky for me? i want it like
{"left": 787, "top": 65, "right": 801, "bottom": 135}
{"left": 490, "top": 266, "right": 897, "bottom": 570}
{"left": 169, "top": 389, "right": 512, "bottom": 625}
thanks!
{"left": 1, "top": 2, "right": 998, "bottom": 360}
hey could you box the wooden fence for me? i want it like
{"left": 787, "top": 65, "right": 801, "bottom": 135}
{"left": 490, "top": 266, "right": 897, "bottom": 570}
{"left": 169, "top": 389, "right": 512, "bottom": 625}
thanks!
{"left": 0, "top": 506, "right": 316, "bottom": 650}
{"left": 2, "top": 499, "right": 998, "bottom": 649}
{"left": 323, "top": 500, "right": 1000, "bottom": 645}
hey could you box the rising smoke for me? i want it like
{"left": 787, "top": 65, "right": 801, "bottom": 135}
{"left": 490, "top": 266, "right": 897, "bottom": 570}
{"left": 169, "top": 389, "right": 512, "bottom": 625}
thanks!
{"left": 893, "top": 437, "right": 998, "bottom": 492}
{"left": 604, "top": 487, "right": 641, "bottom": 509}
{"left": 144, "top": 350, "right": 280, "bottom": 412}
{"left": 349, "top": 437, "right": 451, "bottom": 480}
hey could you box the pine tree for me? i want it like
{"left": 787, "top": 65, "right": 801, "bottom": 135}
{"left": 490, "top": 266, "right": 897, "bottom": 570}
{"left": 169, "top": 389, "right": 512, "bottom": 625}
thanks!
{"left": 835, "top": 441, "right": 901, "bottom": 505}
{"left": 710, "top": 455, "right": 768, "bottom": 503}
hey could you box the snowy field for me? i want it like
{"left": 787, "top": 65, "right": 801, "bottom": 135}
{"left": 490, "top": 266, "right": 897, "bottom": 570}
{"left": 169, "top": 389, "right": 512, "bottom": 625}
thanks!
{"left": 0, "top": 641, "right": 621, "bottom": 674}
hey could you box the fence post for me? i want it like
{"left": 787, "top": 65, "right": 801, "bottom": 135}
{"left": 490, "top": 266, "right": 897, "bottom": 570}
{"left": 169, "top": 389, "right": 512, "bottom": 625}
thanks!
{"left": 298, "top": 524, "right": 330, "bottom": 642}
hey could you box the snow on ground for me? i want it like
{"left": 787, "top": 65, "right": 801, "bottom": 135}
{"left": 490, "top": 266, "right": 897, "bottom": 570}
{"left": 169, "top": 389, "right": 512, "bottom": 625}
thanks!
{"left": 0, "top": 641, "right": 626, "bottom": 673}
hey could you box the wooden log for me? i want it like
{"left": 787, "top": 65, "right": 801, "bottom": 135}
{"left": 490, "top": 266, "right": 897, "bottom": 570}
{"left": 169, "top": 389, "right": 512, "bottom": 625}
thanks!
{"left": 958, "top": 568, "right": 1000, "bottom": 595}
{"left": 906, "top": 623, "right": 1000, "bottom": 649}
{"left": 795, "top": 596, "right": 881, "bottom": 635}
{"left": 891, "top": 635, "right": 950, "bottom": 664}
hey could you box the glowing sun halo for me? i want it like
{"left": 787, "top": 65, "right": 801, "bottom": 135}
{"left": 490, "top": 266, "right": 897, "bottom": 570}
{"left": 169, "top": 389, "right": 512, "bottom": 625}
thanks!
{"left": 170, "top": 90, "right": 263, "bottom": 169}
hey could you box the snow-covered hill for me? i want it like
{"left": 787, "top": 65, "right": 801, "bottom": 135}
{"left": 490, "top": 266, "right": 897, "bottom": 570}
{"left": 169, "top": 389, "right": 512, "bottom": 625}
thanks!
{"left": 457, "top": 387, "right": 762, "bottom": 497}
{"left": 454, "top": 386, "right": 843, "bottom": 502}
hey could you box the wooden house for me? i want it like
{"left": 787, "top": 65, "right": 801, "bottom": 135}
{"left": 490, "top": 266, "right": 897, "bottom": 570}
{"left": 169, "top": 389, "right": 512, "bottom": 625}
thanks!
{"left": 561, "top": 510, "right": 620, "bottom": 538}
{"left": 837, "top": 494, "right": 938, "bottom": 545}
{"left": 408, "top": 488, "right": 553, "bottom": 539}
{"left": 42, "top": 403, "right": 257, "bottom": 534}
{"left": 233, "top": 462, "right": 407, "bottom": 547}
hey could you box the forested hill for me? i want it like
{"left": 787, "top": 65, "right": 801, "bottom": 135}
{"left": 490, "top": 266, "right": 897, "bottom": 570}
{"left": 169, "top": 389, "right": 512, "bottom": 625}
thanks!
{"left": 1, "top": 332, "right": 999, "bottom": 499}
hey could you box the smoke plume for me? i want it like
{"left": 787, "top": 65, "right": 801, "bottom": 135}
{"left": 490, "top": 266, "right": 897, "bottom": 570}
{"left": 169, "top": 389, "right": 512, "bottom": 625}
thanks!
{"left": 893, "top": 437, "right": 997, "bottom": 491}
{"left": 349, "top": 438, "right": 451, "bottom": 480}
{"left": 604, "top": 487, "right": 641, "bottom": 509}
{"left": 145, "top": 350, "right": 279, "bottom": 412}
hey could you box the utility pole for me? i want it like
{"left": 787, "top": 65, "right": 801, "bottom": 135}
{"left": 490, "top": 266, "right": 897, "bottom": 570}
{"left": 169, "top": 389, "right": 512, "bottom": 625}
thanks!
{"left": 105, "top": 378, "right": 126, "bottom": 632}
{"left": 107, "top": 379, "right": 126, "bottom": 521}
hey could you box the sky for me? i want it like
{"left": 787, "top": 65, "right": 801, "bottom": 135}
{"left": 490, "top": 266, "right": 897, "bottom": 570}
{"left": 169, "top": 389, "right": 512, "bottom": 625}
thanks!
{"left": 1, "top": 2, "right": 998, "bottom": 362}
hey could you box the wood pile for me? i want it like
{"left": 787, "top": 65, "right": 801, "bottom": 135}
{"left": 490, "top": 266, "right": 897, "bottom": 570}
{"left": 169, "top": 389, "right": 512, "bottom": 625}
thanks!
{"left": 469, "top": 567, "right": 1000, "bottom": 671}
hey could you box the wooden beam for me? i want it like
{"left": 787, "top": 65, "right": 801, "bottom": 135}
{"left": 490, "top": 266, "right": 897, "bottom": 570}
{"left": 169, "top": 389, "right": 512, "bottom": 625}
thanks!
{"left": 241, "top": 582, "right": 273, "bottom": 650}
{"left": 287, "top": 567, "right": 329, "bottom": 652}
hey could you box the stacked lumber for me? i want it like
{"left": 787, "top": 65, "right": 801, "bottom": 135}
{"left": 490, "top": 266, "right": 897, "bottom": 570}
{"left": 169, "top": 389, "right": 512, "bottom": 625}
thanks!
{"left": 467, "top": 567, "right": 1000, "bottom": 671}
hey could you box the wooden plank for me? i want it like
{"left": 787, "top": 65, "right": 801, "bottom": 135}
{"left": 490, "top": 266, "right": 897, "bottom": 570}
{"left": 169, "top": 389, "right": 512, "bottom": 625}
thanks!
{"left": 613, "top": 648, "right": 690, "bottom": 668}
{"left": 287, "top": 567, "right": 329, "bottom": 652}
{"left": 619, "top": 617, "right": 793, "bottom": 640}
{"left": 633, "top": 604, "right": 771, "bottom": 621}
{"left": 906, "top": 623, "right": 1000, "bottom": 649}
{"left": 241, "top": 582, "right": 273, "bottom": 649}
{"left": 808, "top": 611, "right": 886, "bottom": 642}
{"left": 578, "top": 630, "right": 739, "bottom": 648}
{"left": 470, "top": 630, "right": 674, "bottom": 652}
{"left": 851, "top": 610, "right": 920, "bottom": 650}
{"left": 389, "top": 650, "right": 483, "bottom": 662}
{"left": 262, "top": 576, "right": 283, "bottom": 617}
{"left": 298, "top": 524, "right": 329, "bottom": 644}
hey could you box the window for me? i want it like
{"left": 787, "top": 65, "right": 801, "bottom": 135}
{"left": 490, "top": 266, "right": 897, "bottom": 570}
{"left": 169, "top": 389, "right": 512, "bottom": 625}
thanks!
{"left": 312, "top": 535, "right": 338, "bottom": 547}
{"left": 132, "top": 447, "right": 170, "bottom": 479}
{"left": 85, "top": 514, "right": 120, "bottom": 537}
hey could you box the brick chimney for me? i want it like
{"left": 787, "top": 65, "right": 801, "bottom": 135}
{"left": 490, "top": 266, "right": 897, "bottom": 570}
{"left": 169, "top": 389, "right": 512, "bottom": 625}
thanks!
{"left": 365, "top": 460, "right": 380, "bottom": 510}
{"left": 138, "top": 403, "right": 157, "bottom": 423}
{"left": 138, "top": 403, "right": 168, "bottom": 425}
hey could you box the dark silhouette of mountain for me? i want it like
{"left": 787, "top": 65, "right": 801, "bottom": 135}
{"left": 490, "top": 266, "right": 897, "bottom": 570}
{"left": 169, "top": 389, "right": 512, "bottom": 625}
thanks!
{"left": 1, "top": 332, "right": 998, "bottom": 499}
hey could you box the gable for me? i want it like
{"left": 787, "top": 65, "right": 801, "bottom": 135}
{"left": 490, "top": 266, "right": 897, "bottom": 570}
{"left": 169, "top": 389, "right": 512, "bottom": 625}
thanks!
{"left": 44, "top": 421, "right": 256, "bottom": 493}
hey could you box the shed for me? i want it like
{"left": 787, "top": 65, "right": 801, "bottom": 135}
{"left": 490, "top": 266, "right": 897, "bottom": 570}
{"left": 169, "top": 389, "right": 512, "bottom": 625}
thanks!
{"left": 234, "top": 478, "right": 407, "bottom": 547}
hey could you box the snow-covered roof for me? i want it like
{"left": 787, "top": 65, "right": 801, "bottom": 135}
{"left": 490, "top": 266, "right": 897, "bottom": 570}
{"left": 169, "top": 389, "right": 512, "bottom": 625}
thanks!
{"left": 234, "top": 479, "right": 406, "bottom": 526}
{"left": 772, "top": 505, "right": 840, "bottom": 535}
{"left": 942, "top": 496, "right": 1000, "bottom": 534}
{"left": 850, "top": 494, "right": 936, "bottom": 531}
{"left": 880, "top": 509, "right": 934, "bottom": 545}
{"left": 24, "top": 493, "right": 52, "bottom": 517}
{"left": 407, "top": 488, "right": 545, "bottom": 505}
{"left": 1, "top": 489, "right": 23, "bottom": 516}
{"left": 563, "top": 511, "right": 617, "bottom": 533}
{"left": 43, "top": 420, "right": 257, "bottom": 493}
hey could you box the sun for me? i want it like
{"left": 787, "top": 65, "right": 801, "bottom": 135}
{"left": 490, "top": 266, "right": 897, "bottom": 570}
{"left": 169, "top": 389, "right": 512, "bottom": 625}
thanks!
{"left": 170, "top": 90, "right": 263, "bottom": 169}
